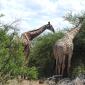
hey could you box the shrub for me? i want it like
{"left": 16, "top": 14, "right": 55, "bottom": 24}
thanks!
{"left": 0, "top": 23, "right": 38, "bottom": 84}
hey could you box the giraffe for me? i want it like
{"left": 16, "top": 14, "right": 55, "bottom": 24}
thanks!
{"left": 53, "top": 18, "right": 84, "bottom": 76}
{"left": 21, "top": 22, "right": 55, "bottom": 65}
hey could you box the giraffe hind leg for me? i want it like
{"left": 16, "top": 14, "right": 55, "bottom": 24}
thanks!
{"left": 61, "top": 55, "right": 65, "bottom": 76}
{"left": 67, "top": 53, "right": 72, "bottom": 75}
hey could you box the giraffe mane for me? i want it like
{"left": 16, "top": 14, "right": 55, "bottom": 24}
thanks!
{"left": 29, "top": 25, "right": 46, "bottom": 32}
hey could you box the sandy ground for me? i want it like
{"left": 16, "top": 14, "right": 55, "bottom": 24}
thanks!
{"left": 5, "top": 79, "right": 48, "bottom": 85}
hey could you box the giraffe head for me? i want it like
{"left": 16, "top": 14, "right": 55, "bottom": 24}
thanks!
{"left": 46, "top": 22, "right": 55, "bottom": 33}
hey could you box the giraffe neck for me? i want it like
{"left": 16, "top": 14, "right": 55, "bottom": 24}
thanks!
{"left": 29, "top": 25, "right": 47, "bottom": 40}
{"left": 65, "top": 25, "right": 81, "bottom": 40}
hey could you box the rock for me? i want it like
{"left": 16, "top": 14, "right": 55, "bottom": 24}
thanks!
{"left": 73, "top": 77, "right": 83, "bottom": 85}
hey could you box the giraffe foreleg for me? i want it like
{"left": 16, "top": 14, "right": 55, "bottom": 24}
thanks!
{"left": 53, "top": 46, "right": 59, "bottom": 74}
{"left": 57, "top": 57, "right": 61, "bottom": 75}
{"left": 67, "top": 44, "right": 73, "bottom": 75}
{"left": 57, "top": 63, "right": 61, "bottom": 75}
{"left": 24, "top": 45, "right": 30, "bottom": 65}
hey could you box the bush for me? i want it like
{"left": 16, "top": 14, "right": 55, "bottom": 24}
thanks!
{"left": 72, "top": 63, "right": 85, "bottom": 77}
{"left": 0, "top": 23, "right": 38, "bottom": 84}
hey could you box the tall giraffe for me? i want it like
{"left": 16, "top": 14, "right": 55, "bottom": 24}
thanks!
{"left": 53, "top": 18, "right": 84, "bottom": 76}
{"left": 21, "top": 22, "right": 55, "bottom": 65}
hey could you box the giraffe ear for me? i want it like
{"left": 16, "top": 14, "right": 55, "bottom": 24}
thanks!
{"left": 48, "top": 22, "right": 50, "bottom": 25}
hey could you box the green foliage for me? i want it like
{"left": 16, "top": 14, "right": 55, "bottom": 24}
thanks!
{"left": 25, "top": 67, "right": 38, "bottom": 79}
{"left": 64, "top": 11, "right": 85, "bottom": 26}
{"left": 29, "top": 32, "right": 64, "bottom": 78}
{"left": 64, "top": 12, "right": 78, "bottom": 25}
{"left": 72, "top": 63, "right": 85, "bottom": 77}
{"left": 0, "top": 25, "right": 23, "bottom": 77}
{"left": 19, "top": 66, "right": 38, "bottom": 79}
{"left": 0, "top": 14, "right": 4, "bottom": 17}
{"left": 0, "top": 21, "right": 38, "bottom": 84}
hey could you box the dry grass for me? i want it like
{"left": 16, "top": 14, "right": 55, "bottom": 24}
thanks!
{"left": 5, "top": 79, "right": 48, "bottom": 85}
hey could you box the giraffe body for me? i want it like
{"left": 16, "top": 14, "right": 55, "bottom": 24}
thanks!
{"left": 53, "top": 25, "right": 81, "bottom": 75}
{"left": 21, "top": 22, "right": 54, "bottom": 65}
